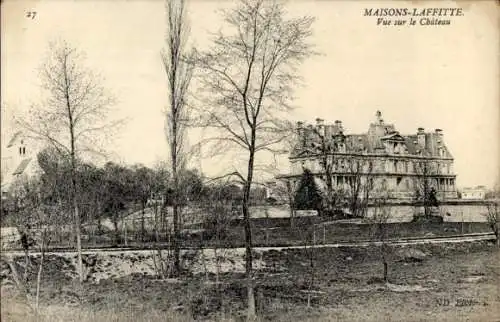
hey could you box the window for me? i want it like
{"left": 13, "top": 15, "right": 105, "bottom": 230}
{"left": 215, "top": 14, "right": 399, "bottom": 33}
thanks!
{"left": 22, "top": 147, "right": 26, "bottom": 155}
{"left": 19, "top": 147, "right": 22, "bottom": 155}
{"left": 396, "top": 177, "right": 402, "bottom": 186}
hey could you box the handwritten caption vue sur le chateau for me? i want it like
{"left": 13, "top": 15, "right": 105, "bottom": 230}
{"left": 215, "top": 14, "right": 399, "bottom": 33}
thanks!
{"left": 364, "top": 8, "right": 464, "bottom": 26}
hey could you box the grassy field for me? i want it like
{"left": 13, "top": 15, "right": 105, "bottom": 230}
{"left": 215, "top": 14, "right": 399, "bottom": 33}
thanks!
{"left": 1, "top": 240, "right": 499, "bottom": 321}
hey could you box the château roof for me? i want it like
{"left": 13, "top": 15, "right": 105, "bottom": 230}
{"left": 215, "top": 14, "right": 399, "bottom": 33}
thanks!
{"left": 291, "top": 112, "right": 453, "bottom": 160}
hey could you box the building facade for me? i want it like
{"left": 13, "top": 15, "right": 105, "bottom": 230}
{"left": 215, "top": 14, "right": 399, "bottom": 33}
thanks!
{"left": 460, "top": 186, "right": 487, "bottom": 200}
{"left": 278, "top": 111, "right": 458, "bottom": 202}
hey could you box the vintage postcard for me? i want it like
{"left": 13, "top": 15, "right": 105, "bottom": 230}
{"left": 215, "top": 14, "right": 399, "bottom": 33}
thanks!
{"left": 1, "top": 0, "right": 499, "bottom": 321}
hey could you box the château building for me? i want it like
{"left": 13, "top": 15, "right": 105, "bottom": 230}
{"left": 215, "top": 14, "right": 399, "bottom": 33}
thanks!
{"left": 279, "top": 111, "right": 458, "bottom": 202}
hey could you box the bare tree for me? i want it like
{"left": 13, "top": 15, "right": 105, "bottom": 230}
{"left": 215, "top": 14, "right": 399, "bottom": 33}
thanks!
{"left": 191, "top": 0, "right": 315, "bottom": 317}
{"left": 345, "top": 158, "right": 374, "bottom": 218}
{"left": 298, "top": 222, "right": 321, "bottom": 308}
{"left": 201, "top": 182, "right": 240, "bottom": 284}
{"left": 2, "top": 176, "right": 59, "bottom": 317}
{"left": 16, "top": 40, "right": 117, "bottom": 283}
{"left": 412, "top": 159, "right": 439, "bottom": 218}
{"left": 368, "top": 187, "right": 392, "bottom": 283}
{"left": 161, "top": 0, "right": 194, "bottom": 276}
{"left": 309, "top": 125, "right": 339, "bottom": 215}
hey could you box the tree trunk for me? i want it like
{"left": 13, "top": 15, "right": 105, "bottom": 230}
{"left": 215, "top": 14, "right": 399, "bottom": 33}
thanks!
{"left": 113, "top": 217, "right": 120, "bottom": 246}
{"left": 74, "top": 202, "right": 84, "bottom": 283}
{"left": 23, "top": 248, "right": 30, "bottom": 284}
{"left": 287, "top": 181, "right": 295, "bottom": 228}
{"left": 214, "top": 247, "right": 220, "bottom": 285}
{"left": 173, "top": 204, "right": 180, "bottom": 275}
{"left": 383, "top": 255, "right": 388, "bottom": 283}
{"left": 141, "top": 204, "right": 146, "bottom": 243}
{"left": 65, "top": 61, "right": 84, "bottom": 283}
{"left": 243, "top": 147, "right": 256, "bottom": 320}
{"left": 124, "top": 221, "right": 128, "bottom": 247}
{"left": 35, "top": 245, "right": 45, "bottom": 319}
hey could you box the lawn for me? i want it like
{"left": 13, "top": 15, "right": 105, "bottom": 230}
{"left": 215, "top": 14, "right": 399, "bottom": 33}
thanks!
{"left": 1, "top": 241, "right": 499, "bottom": 321}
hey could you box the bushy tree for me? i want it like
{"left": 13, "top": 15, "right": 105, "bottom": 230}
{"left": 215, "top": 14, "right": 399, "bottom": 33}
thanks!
{"left": 101, "top": 162, "right": 136, "bottom": 245}
{"left": 294, "top": 169, "right": 323, "bottom": 212}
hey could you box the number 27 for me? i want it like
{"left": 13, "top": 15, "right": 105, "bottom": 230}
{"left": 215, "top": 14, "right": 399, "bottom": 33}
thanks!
{"left": 26, "top": 11, "right": 37, "bottom": 19}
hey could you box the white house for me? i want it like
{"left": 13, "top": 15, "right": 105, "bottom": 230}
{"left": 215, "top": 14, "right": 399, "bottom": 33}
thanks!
{"left": 1, "top": 131, "right": 43, "bottom": 198}
{"left": 460, "top": 186, "right": 487, "bottom": 200}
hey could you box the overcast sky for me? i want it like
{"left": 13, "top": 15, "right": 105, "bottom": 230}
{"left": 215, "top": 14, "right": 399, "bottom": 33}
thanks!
{"left": 1, "top": 0, "right": 499, "bottom": 188}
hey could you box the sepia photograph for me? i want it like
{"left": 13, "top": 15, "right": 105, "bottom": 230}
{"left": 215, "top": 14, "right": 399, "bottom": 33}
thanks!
{"left": 1, "top": 0, "right": 499, "bottom": 321}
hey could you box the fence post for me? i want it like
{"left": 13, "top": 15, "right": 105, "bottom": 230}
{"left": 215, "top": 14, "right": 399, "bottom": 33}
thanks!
{"left": 461, "top": 211, "right": 464, "bottom": 235}
{"left": 124, "top": 221, "right": 128, "bottom": 247}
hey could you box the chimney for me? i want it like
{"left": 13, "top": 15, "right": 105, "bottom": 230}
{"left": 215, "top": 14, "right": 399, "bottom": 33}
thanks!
{"left": 375, "top": 110, "right": 383, "bottom": 124}
{"left": 296, "top": 121, "right": 304, "bottom": 135}
{"left": 435, "top": 128, "right": 443, "bottom": 136}
{"left": 417, "top": 127, "right": 426, "bottom": 147}
{"left": 334, "top": 120, "right": 343, "bottom": 132}
{"left": 315, "top": 118, "right": 325, "bottom": 136}
{"left": 296, "top": 121, "right": 305, "bottom": 147}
